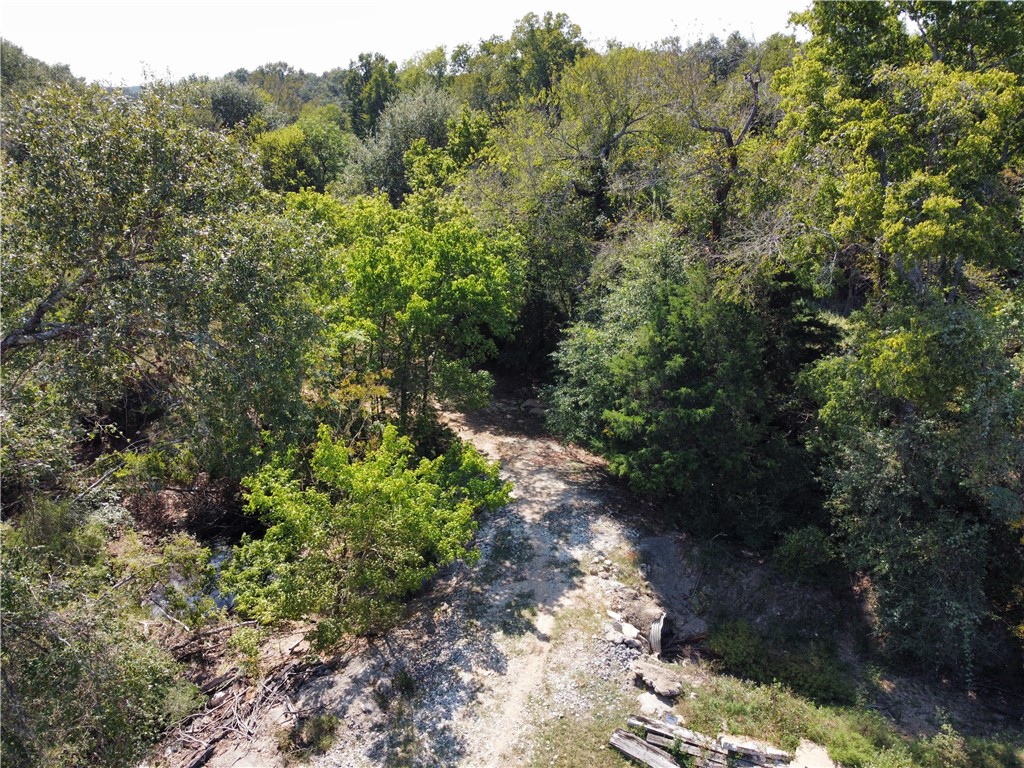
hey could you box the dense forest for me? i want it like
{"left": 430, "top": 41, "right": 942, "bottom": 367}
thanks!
{"left": 1, "top": 3, "right": 1023, "bottom": 766}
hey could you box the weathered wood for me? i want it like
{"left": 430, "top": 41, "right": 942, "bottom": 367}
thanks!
{"left": 610, "top": 729, "right": 681, "bottom": 768}
{"left": 626, "top": 714, "right": 791, "bottom": 767}
{"left": 644, "top": 733, "right": 728, "bottom": 766}
{"left": 626, "top": 715, "right": 721, "bottom": 751}
{"left": 717, "top": 734, "right": 792, "bottom": 763}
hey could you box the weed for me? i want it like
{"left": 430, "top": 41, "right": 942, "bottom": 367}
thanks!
{"left": 393, "top": 666, "right": 417, "bottom": 698}
{"left": 228, "top": 625, "right": 266, "bottom": 679}
{"left": 528, "top": 680, "right": 634, "bottom": 768}
{"left": 608, "top": 544, "right": 646, "bottom": 591}
{"left": 707, "top": 619, "right": 857, "bottom": 705}
{"left": 278, "top": 714, "right": 339, "bottom": 763}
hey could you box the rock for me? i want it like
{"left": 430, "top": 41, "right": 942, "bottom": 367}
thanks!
{"left": 674, "top": 615, "right": 709, "bottom": 643}
{"left": 457, "top": 669, "right": 481, "bottom": 693}
{"left": 631, "top": 659, "right": 685, "bottom": 698}
{"left": 607, "top": 610, "right": 623, "bottom": 621}
{"left": 790, "top": 739, "right": 838, "bottom": 768}
{"left": 636, "top": 691, "right": 673, "bottom": 718}
{"left": 620, "top": 622, "right": 641, "bottom": 640}
{"left": 605, "top": 630, "right": 626, "bottom": 645}
{"left": 624, "top": 638, "right": 642, "bottom": 650}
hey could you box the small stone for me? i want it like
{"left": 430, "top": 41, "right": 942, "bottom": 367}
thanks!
{"left": 637, "top": 691, "right": 673, "bottom": 717}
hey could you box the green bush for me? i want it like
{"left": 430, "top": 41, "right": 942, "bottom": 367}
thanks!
{"left": 1, "top": 513, "right": 203, "bottom": 767}
{"left": 224, "top": 424, "right": 510, "bottom": 647}
{"left": 773, "top": 526, "right": 839, "bottom": 585}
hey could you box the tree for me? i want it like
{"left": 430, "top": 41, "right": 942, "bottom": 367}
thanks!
{"left": 805, "top": 294, "right": 1024, "bottom": 670}
{"left": 552, "top": 45, "right": 685, "bottom": 220}
{"left": 549, "top": 223, "right": 829, "bottom": 543}
{"left": 346, "top": 86, "right": 456, "bottom": 204}
{"left": 330, "top": 187, "right": 523, "bottom": 432}
{"left": 257, "top": 106, "right": 356, "bottom": 193}
{"left": 398, "top": 46, "right": 451, "bottom": 92}
{"left": 775, "top": 1, "right": 1024, "bottom": 672}
{"left": 450, "top": 12, "right": 590, "bottom": 115}
{"left": 343, "top": 52, "right": 399, "bottom": 138}
{"left": 1, "top": 82, "right": 324, "bottom": 479}
{"left": 0, "top": 38, "right": 80, "bottom": 97}
{"left": 207, "top": 77, "right": 266, "bottom": 129}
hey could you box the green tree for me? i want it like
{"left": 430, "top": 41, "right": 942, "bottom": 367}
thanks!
{"left": 450, "top": 12, "right": 590, "bottom": 115}
{"left": 398, "top": 46, "right": 450, "bottom": 92}
{"left": 775, "top": 1, "right": 1024, "bottom": 672}
{"left": 346, "top": 86, "right": 456, "bottom": 204}
{"left": 326, "top": 187, "right": 524, "bottom": 432}
{"left": 805, "top": 294, "right": 1024, "bottom": 671}
{"left": 207, "top": 77, "right": 266, "bottom": 129}
{"left": 343, "top": 52, "right": 399, "bottom": 138}
{"left": 1, "top": 82, "right": 324, "bottom": 479}
{"left": 0, "top": 38, "right": 80, "bottom": 97}
{"left": 257, "top": 106, "right": 356, "bottom": 192}
{"left": 549, "top": 224, "right": 829, "bottom": 542}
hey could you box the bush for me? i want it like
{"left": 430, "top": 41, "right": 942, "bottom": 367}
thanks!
{"left": 224, "top": 424, "right": 510, "bottom": 647}
{"left": 1, "top": 512, "right": 202, "bottom": 767}
{"left": 773, "top": 526, "right": 839, "bottom": 585}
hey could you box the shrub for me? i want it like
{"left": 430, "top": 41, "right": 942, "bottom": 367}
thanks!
{"left": 224, "top": 425, "right": 510, "bottom": 647}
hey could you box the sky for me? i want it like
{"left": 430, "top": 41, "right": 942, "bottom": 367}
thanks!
{"left": 2, "top": 0, "right": 808, "bottom": 85}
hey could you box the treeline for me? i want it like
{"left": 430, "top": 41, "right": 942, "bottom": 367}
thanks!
{"left": 1, "top": 3, "right": 1023, "bottom": 764}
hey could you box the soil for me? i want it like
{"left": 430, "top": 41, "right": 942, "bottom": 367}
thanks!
{"left": 152, "top": 393, "right": 1023, "bottom": 768}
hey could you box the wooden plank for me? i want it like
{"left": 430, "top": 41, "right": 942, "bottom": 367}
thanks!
{"left": 610, "top": 729, "right": 681, "bottom": 768}
{"left": 626, "top": 715, "right": 723, "bottom": 753}
{"left": 644, "top": 733, "right": 728, "bottom": 767}
{"left": 717, "top": 734, "right": 792, "bottom": 763}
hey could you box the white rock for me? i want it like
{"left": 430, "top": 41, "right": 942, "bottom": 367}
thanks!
{"left": 636, "top": 691, "right": 673, "bottom": 717}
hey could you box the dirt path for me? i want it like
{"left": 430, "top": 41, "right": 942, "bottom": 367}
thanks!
{"left": 201, "top": 398, "right": 647, "bottom": 768}
{"left": 167, "top": 396, "right": 1014, "bottom": 768}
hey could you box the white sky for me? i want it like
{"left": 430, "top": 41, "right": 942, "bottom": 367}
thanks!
{"left": 2, "top": 1, "right": 808, "bottom": 85}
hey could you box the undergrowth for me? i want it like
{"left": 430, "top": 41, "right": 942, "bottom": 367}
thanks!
{"left": 707, "top": 618, "right": 857, "bottom": 704}
{"left": 678, "top": 670, "right": 1024, "bottom": 768}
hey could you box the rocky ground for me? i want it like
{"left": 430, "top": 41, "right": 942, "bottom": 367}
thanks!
{"left": 154, "top": 395, "right": 1017, "bottom": 768}
{"left": 173, "top": 396, "right": 729, "bottom": 767}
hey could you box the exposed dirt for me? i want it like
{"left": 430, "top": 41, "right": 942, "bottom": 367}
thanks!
{"left": 153, "top": 394, "right": 1022, "bottom": 768}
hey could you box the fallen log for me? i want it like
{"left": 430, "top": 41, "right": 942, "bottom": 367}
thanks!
{"left": 627, "top": 715, "right": 719, "bottom": 750}
{"left": 610, "top": 729, "right": 681, "bottom": 768}
{"left": 643, "top": 733, "right": 728, "bottom": 766}
{"left": 628, "top": 716, "right": 727, "bottom": 767}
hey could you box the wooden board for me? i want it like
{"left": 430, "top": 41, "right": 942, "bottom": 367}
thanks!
{"left": 610, "top": 729, "right": 681, "bottom": 768}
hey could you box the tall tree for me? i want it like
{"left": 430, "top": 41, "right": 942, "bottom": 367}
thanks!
{"left": 343, "top": 52, "right": 399, "bottom": 138}
{"left": 1, "top": 83, "right": 324, "bottom": 479}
